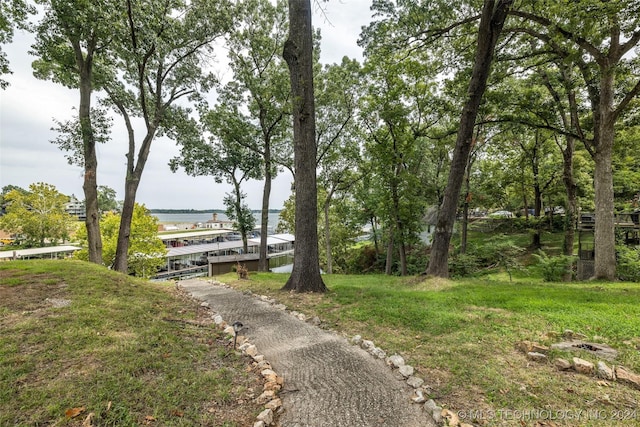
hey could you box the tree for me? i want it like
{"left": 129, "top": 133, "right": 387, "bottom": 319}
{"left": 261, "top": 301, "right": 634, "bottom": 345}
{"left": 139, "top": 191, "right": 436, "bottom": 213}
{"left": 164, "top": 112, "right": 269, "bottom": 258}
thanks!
{"left": 97, "top": 185, "right": 119, "bottom": 213}
{"left": 0, "top": 0, "right": 34, "bottom": 88}
{"left": 32, "top": 0, "right": 118, "bottom": 264}
{"left": 103, "top": 0, "right": 231, "bottom": 274}
{"left": 315, "top": 58, "right": 363, "bottom": 273}
{"left": 75, "top": 203, "right": 166, "bottom": 278}
{"left": 508, "top": 0, "right": 640, "bottom": 279}
{"left": 427, "top": 0, "right": 513, "bottom": 277}
{"left": 172, "top": 103, "right": 263, "bottom": 253}
{"left": 0, "top": 182, "right": 73, "bottom": 246}
{"left": 281, "top": 0, "right": 326, "bottom": 292}
{"left": 219, "top": 0, "right": 292, "bottom": 271}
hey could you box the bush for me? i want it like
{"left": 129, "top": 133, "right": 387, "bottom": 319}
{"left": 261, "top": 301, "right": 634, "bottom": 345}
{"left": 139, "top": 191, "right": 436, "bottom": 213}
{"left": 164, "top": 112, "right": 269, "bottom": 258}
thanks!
{"left": 532, "top": 251, "right": 576, "bottom": 282}
{"left": 616, "top": 246, "right": 640, "bottom": 282}
{"left": 449, "top": 253, "right": 481, "bottom": 278}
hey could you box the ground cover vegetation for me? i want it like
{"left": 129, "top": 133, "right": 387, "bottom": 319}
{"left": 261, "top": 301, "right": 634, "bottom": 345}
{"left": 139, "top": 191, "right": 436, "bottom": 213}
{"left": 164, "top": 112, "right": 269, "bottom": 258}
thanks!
{"left": 220, "top": 270, "right": 640, "bottom": 426}
{"left": 0, "top": 260, "right": 264, "bottom": 426}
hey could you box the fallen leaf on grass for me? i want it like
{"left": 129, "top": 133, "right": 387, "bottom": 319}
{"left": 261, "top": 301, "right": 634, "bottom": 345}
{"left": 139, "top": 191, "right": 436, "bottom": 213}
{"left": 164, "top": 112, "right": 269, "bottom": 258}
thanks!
{"left": 65, "top": 407, "right": 85, "bottom": 419}
{"left": 171, "top": 410, "right": 184, "bottom": 417}
{"left": 597, "top": 380, "right": 610, "bottom": 387}
{"left": 143, "top": 415, "right": 156, "bottom": 424}
{"left": 82, "top": 412, "right": 95, "bottom": 427}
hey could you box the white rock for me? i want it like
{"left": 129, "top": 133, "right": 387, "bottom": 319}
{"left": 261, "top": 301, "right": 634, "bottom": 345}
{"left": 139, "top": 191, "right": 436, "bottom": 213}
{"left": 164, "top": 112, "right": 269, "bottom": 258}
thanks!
{"left": 265, "top": 398, "right": 282, "bottom": 411}
{"left": 223, "top": 326, "right": 235, "bottom": 335}
{"left": 296, "top": 313, "right": 307, "bottom": 321}
{"left": 256, "top": 408, "right": 274, "bottom": 425}
{"left": 411, "top": 389, "right": 426, "bottom": 403}
{"left": 386, "top": 354, "right": 405, "bottom": 368}
{"left": 253, "top": 354, "right": 265, "bottom": 363}
{"left": 200, "top": 301, "right": 210, "bottom": 308}
{"left": 213, "top": 314, "right": 224, "bottom": 324}
{"left": 398, "top": 365, "right": 414, "bottom": 378}
{"left": 275, "top": 304, "right": 287, "bottom": 310}
{"left": 406, "top": 376, "right": 424, "bottom": 388}
{"left": 256, "top": 360, "right": 272, "bottom": 370}
{"left": 527, "top": 352, "right": 548, "bottom": 363}
{"left": 245, "top": 344, "right": 258, "bottom": 357}
{"left": 370, "top": 347, "right": 386, "bottom": 359}
{"left": 256, "top": 390, "right": 275, "bottom": 404}
{"left": 361, "top": 340, "right": 374, "bottom": 350}
{"left": 351, "top": 335, "right": 363, "bottom": 345}
{"left": 257, "top": 409, "right": 273, "bottom": 423}
{"left": 239, "top": 342, "right": 251, "bottom": 351}
{"left": 253, "top": 421, "right": 266, "bottom": 427}
{"left": 261, "top": 369, "right": 277, "bottom": 377}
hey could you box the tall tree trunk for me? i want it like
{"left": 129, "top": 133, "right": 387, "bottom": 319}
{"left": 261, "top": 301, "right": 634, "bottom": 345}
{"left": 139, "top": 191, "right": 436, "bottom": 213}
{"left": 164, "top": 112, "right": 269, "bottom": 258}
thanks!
{"left": 324, "top": 192, "right": 333, "bottom": 274}
{"left": 385, "top": 229, "right": 394, "bottom": 275}
{"left": 591, "top": 68, "right": 617, "bottom": 280}
{"left": 426, "top": 0, "right": 513, "bottom": 277}
{"left": 233, "top": 180, "right": 249, "bottom": 254}
{"left": 282, "top": 0, "right": 326, "bottom": 292}
{"left": 114, "top": 125, "right": 155, "bottom": 273}
{"left": 259, "top": 148, "right": 271, "bottom": 271}
{"left": 532, "top": 153, "right": 542, "bottom": 250}
{"left": 74, "top": 42, "right": 102, "bottom": 264}
{"left": 561, "top": 137, "right": 577, "bottom": 281}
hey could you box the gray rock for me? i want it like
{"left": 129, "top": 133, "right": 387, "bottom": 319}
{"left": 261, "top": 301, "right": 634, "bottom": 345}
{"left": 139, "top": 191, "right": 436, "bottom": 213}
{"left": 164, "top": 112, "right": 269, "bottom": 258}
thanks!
{"left": 386, "top": 354, "right": 405, "bottom": 368}
{"left": 406, "top": 376, "right": 424, "bottom": 389}
{"left": 256, "top": 408, "right": 274, "bottom": 425}
{"left": 398, "top": 365, "right": 414, "bottom": 378}
{"left": 213, "top": 314, "right": 224, "bottom": 325}
{"left": 411, "top": 389, "right": 426, "bottom": 403}
{"left": 554, "top": 358, "right": 572, "bottom": 371}
{"left": 527, "top": 352, "right": 548, "bottom": 363}
{"left": 424, "top": 399, "right": 438, "bottom": 412}
{"left": 351, "top": 335, "right": 362, "bottom": 345}
{"left": 361, "top": 340, "right": 374, "bottom": 350}
{"left": 370, "top": 347, "right": 386, "bottom": 359}
{"left": 597, "top": 361, "right": 615, "bottom": 380}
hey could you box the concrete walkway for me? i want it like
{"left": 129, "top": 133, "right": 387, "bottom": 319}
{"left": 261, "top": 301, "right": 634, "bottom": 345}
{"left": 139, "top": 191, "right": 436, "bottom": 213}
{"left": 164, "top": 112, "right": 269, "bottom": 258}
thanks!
{"left": 181, "top": 279, "right": 435, "bottom": 427}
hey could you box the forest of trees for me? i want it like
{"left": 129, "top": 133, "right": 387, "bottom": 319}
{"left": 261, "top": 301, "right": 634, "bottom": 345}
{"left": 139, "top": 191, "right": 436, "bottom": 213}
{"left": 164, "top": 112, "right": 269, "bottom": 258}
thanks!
{"left": 2, "top": 0, "right": 639, "bottom": 287}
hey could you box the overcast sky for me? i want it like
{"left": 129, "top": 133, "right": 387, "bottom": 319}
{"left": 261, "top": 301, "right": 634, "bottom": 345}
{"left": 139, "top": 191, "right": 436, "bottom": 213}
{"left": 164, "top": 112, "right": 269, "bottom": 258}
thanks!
{"left": 0, "top": 1, "right": 372, "bottom": 210}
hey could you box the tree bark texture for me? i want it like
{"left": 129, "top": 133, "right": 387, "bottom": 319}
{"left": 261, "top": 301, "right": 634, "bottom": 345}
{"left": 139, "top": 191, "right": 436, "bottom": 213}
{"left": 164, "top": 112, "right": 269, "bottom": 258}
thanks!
{"left": 75, "top": 42, "right": 103, "bottom": 265}
{"left": 426, "top": 0, "right": 513, "bottom": 277}
{"left": 282, "top": 0, "right": 327, "bottom": 292}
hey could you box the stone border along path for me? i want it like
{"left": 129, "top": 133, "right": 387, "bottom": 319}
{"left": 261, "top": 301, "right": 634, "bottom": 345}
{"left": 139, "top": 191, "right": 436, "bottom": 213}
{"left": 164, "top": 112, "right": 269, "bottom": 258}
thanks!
{"left": 180, "top": 278, "right": 438, "bottom": 427}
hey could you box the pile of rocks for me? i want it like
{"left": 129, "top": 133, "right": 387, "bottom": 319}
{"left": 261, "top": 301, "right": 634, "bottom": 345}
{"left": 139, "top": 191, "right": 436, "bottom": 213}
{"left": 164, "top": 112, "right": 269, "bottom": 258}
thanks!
{"left": 517, "top": 337, "right": 640, "bottom": 391}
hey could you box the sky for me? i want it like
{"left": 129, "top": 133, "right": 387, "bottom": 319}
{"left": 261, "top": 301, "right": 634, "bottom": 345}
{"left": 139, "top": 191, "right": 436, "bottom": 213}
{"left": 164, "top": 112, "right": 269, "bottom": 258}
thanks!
{"left": 0, "top": 1, "right": 373, "bottom": 210}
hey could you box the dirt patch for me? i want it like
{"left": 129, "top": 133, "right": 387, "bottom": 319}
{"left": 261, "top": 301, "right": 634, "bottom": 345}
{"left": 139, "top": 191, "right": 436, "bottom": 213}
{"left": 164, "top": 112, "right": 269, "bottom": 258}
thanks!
{"left": 0, "top": 270, "right": 67, "bottom": 313}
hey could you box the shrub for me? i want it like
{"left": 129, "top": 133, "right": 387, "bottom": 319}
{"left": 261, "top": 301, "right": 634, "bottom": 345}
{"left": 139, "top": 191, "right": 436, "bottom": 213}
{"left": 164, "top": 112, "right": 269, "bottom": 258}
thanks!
{"left": 616, "top": 245, "right": 640, "bottom": 282}
{"left": 449, "top": 253, "right": 481, "bottom": 278}
{"left": 532, "top": 251, "right": 576, "bottom": 282}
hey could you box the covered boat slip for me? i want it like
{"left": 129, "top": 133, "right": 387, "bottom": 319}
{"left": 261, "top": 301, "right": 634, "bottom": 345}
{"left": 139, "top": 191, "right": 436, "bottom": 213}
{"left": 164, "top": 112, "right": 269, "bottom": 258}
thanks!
{"left": 159, "top": 229, "right": 237, "bottom": 247}
{"left": 0, "top": 245, "right": 81, "bottom": 261}
{"left": 155, "top": 233, "right": 295, "bottom": 279}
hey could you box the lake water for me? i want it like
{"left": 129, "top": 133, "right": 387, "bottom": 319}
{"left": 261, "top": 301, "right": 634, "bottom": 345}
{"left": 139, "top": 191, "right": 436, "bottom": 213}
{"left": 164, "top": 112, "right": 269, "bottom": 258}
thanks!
{"left": 153, "top": 212, "right": 282, "bottom": 232}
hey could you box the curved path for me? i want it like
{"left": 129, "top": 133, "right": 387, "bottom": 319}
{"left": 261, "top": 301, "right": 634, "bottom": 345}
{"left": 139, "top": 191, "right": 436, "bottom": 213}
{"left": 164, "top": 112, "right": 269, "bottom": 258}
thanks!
{"left": 181, "top": 279, "right": 435, "bottom": 427}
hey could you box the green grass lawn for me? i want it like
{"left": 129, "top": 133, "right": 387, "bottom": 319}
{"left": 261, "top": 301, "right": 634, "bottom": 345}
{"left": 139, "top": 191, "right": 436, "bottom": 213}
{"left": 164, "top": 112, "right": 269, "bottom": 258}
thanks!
{"left": 0, "top": 260, "right": 263, "bottom": 427}
{"left": 221, "top": 271, "right": 640, "bottom": 426}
